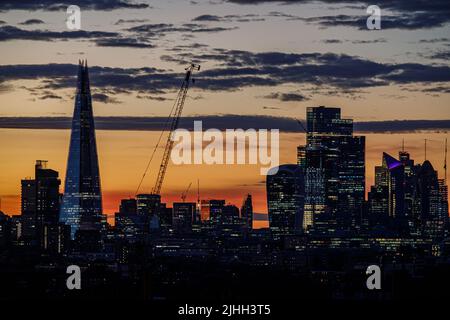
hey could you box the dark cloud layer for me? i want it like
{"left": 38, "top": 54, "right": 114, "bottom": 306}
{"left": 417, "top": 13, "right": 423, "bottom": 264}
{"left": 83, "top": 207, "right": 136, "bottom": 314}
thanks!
{"left": 1, "top": 49, "right": 450, "bottom": 98}
{"left": 229, "top": 0, "right": 450, "bottom": 30}
{"left": 264, "top": 92, "right": 309, "bottom": 101}
{"left": 19, "top": 19, "right": 44, "bottom": 25}
{"left": 0, "top": 0, "right": 149, "bottom": 11}
{"left": 0, "top": 116, "right": 448, "bottom": 133}
{"left": 0, "top": 25, "right": 118, "bottom": 42}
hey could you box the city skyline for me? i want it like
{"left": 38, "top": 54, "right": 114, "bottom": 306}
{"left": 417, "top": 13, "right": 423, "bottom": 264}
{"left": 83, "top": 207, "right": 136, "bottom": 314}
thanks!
{"left": 0, "top": 0, "right": 449, "bottom": 224}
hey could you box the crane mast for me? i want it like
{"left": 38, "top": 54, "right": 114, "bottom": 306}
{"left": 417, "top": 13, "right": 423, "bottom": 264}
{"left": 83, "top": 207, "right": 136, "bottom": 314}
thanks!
{"left": 151, "top": 63, "right": 200, "bottom": 195}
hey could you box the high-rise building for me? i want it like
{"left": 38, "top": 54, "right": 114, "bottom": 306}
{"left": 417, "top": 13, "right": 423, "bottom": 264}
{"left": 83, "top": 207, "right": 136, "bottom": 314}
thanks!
{"left": 115, "top": 198, "right": 142, "bottom": 242}
{"left": 368, "top": 153, "right": 408, "bottom": 232}
{"left": 209, "top": 200, "right": 226, "bottom": 223}
{"left": 303, "top": 106, "right": 365, "bottom": 233}
{"left": 35, "top": 160, "right": 61, "bottom": 243}
{"left": 20, "top": 178, "right": 36, "bottom": 242}
{"left": 241, "top": 194, "right": 253, "bottom": 230}
{"left": 296, "top": 145, "right": 306, "bottom": 169}
{"left": 20, "top": 161, "right": 67, "bottom": 252}
{"left": 267, "top": 164, "right": 304, "bottom": 236}
{"left": 413, "top": 161, "right": 448, "bottom": 239}
{"left": 60, "top": 60, "right": 103, "bottom": 240}
{"left": 0, "top": 211, "right": 11, "bottom": 248}
{"left": 173, "top": 202, "right": 196, "bottom": 233}
{"left": 136, "top": 193, "right": 161, "bottom": 231}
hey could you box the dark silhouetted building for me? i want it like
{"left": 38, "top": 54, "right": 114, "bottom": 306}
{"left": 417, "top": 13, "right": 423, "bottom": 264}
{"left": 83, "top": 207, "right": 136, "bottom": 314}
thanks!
{"left": 19, "top": 161, "right": 68, "bottom": 252}
{"left": 303, "top": 106, "right": 365, "bottom": 233}
{"left": 60, "top": 60, "right": 103, "bottom": 241}
{"left": 267, "top": 164, "right": 304, "bottom": 236}
{"left": 241, "top": 194, "right": 253, "bottom": 230}
{"left": 368, "top": 153, "right": 407, "bottom": 232}
{"left": 413, "top": 160, "right": 448, "bottom": 239}
{"left": 173, "top": 202, "right": 196, "bottom": 233}
{"left": 136, "top": 193, "right": 161, "bottom": 231}
{"left": 115, "top": 198, "right": 142, "bottom": 242}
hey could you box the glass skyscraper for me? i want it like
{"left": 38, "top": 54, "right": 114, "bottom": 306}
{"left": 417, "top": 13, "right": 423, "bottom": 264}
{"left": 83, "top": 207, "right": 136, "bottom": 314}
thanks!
{"left": 267, "top": 164, "right": 304, "bottom": 236}
{"left": 303, "top": 106, "right": 365, "bottom": 233}
{"left": 60, "top": 60, "right": 103, "bottom": 239}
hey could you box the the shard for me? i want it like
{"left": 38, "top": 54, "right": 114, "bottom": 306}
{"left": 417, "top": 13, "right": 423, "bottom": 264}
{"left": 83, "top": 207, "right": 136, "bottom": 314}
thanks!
{"left": 60, "top": 60, "right": 102, "bottom": 239}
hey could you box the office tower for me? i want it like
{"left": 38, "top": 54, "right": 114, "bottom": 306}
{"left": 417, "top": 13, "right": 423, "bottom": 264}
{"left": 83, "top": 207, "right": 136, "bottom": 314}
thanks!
{"left": 221, "top": 204, "right": 240, "bottom": 225}
{"left": 413, "top": 161, "right": 448, "bottom": 239}
{"left": 379, "top": 153, "right": 405, "bottom": 218}
{"left": 60, "top": 60, "right": 103, "bottom": 240}
{"left": 115, "top": 198, "right": 142, "bottom": 242}
{"left": 20, "top": 161, "right": 66, "bottom": 251}
{"left": 173, "top": 202, "right": 196, "bottom": 233}
{"left": 303, "top": 106, "right": 365, "bottom": 232}
{"left": 209, "top": 200, "right": 226, "bottom": 223}
{"left": 368, "top": 153, "right": 407, "bottom": 232}
{"left": 241, "top": 194, "right": 253, "bottom": 230}
{"left": 34, "top": 160, "right": 61, "bottom": 245}
{"left": 297, "top": 145, "right": 306, "bottom": 169}
{"left": 137, "top": 193, "right": 161, "bottom": 231}
{"left": 399, "top": 150, "right": 417, "bottom": 224}
{"left": 0, "top": 211, "right": 11, "bottom": 247}
{"left": 267, "top": 164, "right": 304, "bottom": 236}
{"left": 20, "top": 178, "right": 37, "bottom": 243}
{"left": 438, "top": 179, "right": 449, "bottom": 218}
{"left": 159, "top": 203, "right": 173, "bottom": 228}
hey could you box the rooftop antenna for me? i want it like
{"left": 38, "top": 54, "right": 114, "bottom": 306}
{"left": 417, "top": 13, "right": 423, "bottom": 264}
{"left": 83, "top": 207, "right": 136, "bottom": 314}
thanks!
{"left": 401, "top": 138, "right": 405, "bottom": 152}
{"left": 197, "top": 179, "right": 200, "bottom": 205}
{"left": 445, "top": 138, "right": 448, "bottom": 184}
{"left": 425, "top": 139, "right": 427, "bottom": 161}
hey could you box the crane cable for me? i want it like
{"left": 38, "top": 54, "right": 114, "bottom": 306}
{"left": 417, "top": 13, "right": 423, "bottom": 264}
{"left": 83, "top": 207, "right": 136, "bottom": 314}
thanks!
{"left": 134, "top": 90, "right": 181, "bottom": 196}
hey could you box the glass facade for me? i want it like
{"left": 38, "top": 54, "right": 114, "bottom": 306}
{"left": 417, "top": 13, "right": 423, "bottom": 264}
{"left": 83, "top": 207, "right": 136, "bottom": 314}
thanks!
{"left": 60, "top": 61, "right": 103, "bottom": 239}
{"left": 267, "top": 164, "right": 304, "bottom": 236}
{"left": 304, "top": 106, "right": 365, "bottom": 233}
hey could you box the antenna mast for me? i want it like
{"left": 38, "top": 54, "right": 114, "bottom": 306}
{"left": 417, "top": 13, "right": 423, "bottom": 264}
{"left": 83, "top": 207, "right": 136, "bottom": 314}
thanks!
{"left": 445, "top": 138, "right": 448, "bottom": 183}
{"left": 425, "top": 139, "right": 427, "bottom": 161}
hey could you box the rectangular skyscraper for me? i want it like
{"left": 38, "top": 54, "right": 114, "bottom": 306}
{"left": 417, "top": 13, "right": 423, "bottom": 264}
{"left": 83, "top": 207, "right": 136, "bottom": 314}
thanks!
{"left": 303, "top": 106, "right": 365, "bottom": 233}
{"left": 60, "top": 60, "right": 103, "bottom": 240}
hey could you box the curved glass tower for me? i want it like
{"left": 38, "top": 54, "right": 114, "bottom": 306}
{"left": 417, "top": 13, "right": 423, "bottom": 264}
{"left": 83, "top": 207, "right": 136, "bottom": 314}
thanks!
{"left": 60, "top": 60, "right": 102, "bottom": 239}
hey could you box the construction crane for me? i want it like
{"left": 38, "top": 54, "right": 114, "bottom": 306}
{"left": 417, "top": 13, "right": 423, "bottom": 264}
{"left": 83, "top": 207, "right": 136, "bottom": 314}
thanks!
{"left": 181, "top": 182, "right": 192, "bottom": 202}
{"left": 295, "top": 118, "right": 307, "bottom": 133}
{"left": 150, "top": 63, "right": 200, "bottom": 195}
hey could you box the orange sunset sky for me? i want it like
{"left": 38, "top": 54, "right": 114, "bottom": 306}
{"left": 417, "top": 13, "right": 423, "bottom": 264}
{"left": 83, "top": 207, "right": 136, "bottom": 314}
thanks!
{"left": 0, "top": 1, "right": 449, "bottom": 227}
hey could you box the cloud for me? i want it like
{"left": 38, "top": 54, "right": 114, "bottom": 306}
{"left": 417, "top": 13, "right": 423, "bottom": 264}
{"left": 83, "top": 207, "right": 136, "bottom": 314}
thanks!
{"left": 0, "top": 115, "right": 449, "bottom": 133}
{"left": 420, "top": 85, "right": 450, "bottom": 94}
{"left": 428, "top": 50, "right": 450, "bottom": 60}
{"left": 1, "top": 50, "right": 450, "bottom": 99}
{"left": 322, "top": 39, "right": 342, "bottom": 44}
{"left": 0, "top": 0, "right": 149, "bottom": 11}
{"left": 19, "top": 19, "right": 44, "bottom": 25}
{"left": 321, "top": 38, "right": 386, "bottom": 44}
{"left": 114, "top": 19, "right": 150, "bottom": 25}
{"left": 92, "top": 93, "right": 121, "bottom": 104}
{"left": 192, "top": 14, "right": 264, "bottom": 22}
{"left": 136, "top": 95, "right": 171, "bottom": 101}
{"left": 298, "top": 13, "right": 450, "bottom": 30}
{"left": 419, "top": 38, "right": 450, "bottom": 44}
{"left": 229, "top": 0, "right": 450, "bottom": 30}
{"left": 264, "top": 92, "right": 309, "bottom": 101}
{"left": 0, "top": 25, "right": 118, "bottom": 42}
{"left": 95, "top": 38, "right": 154, "bottom": 48}
{"left": 192, "top": 14, "right": 223, "bottom": 22}
{"left": 39, "top": 93, "right": 63, "bottom": 100}
{"left": 127, "top": 23, "right": 238, "bottom": 39}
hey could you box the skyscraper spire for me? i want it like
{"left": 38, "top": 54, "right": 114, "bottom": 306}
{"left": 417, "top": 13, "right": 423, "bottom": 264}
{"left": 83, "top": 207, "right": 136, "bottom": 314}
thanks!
{"left": 60, "top": 60, "right": 103, "bottom": 239}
